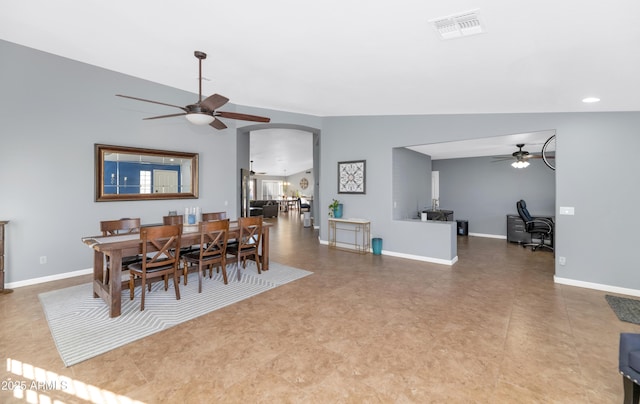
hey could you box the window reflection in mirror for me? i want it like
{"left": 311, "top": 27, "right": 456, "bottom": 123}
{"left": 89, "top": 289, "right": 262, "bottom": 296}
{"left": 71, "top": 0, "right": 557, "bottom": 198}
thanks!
{"left": 95, "top": 144, "right": 199, "bottom": 202}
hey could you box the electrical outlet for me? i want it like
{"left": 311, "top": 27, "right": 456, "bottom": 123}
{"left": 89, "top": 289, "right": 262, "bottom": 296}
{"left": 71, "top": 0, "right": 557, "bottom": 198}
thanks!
{"left": 559, "top": 256, "right": 566, "bottom": 266}
{"left": 39, "top": 256, "right": 47, "bottom": 264}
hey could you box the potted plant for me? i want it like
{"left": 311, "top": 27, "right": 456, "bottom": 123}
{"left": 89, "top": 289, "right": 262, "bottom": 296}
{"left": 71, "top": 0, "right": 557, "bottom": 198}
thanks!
{"left": 328, "top": 198, "right": 343, "bottom": 218}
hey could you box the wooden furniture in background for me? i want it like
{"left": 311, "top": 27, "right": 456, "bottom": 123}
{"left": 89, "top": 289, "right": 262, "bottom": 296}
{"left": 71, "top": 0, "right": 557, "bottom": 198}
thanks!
{"left": 163, "top": 215, "right": 183, "bottom": 225}
{"left": 0, "top": 221, "right": 12, "bottom": 294}
{"left": 128, "top": 225, "right": 182, "bottom": 311}
{"left": 228, "top": 216, "right": 263, "bottom": 279}
{"left": 100, "top": 218, "right": 142, "bottom": 284}
{"left": 202, "top": 212, "right": 227, "bottom": 221}
{"left": 82, "top": 221, "right": 271, "bottom": 317}
{"left": 182, "top": 219, "right": 230, "bottom": 292}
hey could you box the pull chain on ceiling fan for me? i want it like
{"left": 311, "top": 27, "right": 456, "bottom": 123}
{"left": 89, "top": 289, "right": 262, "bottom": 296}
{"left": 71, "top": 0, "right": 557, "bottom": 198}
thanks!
{"left": 116, "top": 51, "right": 270, "bottom": 130}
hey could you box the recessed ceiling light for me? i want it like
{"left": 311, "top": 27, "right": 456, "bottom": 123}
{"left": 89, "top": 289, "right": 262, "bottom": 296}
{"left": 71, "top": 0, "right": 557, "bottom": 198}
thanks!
{"left": 582, "top": 97, "right": 600, "bottom": 103}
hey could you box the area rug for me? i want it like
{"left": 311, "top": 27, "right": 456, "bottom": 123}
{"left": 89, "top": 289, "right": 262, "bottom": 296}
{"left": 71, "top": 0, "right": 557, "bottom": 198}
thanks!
{"left": 39, "top": 261, "right": 312, "bottom": 366}
{"left": 605, "top": 294, "right": 640, "bottom": 325}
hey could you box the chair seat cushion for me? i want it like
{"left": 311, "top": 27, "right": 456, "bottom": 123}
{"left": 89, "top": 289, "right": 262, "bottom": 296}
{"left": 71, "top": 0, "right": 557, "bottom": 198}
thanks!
{"left": 128, "top": 260, "right": 174, "bottom": 273}
{"left": 182, "top": 250, "right": 223, "bottom": 264}
{"left": 630, "top": 350, "right": 640, "bottom": 373}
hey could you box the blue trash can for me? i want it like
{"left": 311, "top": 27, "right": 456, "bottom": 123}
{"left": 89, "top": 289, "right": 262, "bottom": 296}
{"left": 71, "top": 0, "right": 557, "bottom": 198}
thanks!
{"left": 372, "top": 238, "right": 383, "bottom": 255}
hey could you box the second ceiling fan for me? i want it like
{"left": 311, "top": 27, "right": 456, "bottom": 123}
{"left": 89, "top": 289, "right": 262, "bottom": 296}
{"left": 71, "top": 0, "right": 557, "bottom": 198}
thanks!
{"left": 492, "top": 144, "right": 543, "bottom": 168}
{"left": 116, "top": 51, "right": 270, "bottom": 130}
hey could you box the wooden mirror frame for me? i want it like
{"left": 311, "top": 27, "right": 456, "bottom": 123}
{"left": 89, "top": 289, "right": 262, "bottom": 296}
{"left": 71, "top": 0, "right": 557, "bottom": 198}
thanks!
{"left": 95, "top": 144, "right": 199, "bottom": 202}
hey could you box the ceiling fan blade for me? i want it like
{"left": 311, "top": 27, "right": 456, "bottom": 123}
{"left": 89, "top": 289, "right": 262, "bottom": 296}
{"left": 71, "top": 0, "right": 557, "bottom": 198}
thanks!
{"left": 116, "top": 94, "right": 188, "bottom": 112}
{"left": 216, "top": 111, "right": 271, "bottom": 123}
{"left": 143, "top": 113, "right": 187, "bottom": 120}
{"left": 201, "top": 94, "right": 229, "bottom": 111}
{"left": 210, "top": 118, "right": 227, "bottom": 130}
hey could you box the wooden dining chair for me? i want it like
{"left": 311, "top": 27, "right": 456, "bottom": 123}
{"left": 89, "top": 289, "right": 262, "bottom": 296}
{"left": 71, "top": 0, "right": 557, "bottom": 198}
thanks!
{"left": 228, "top": 216, "right": 262, "bottom": 280}
{"left": 202, "top": 212, "right": 227, "bottom": 221}
{"left": 163, "top": 215, "right": 196, "bottom": 255}
{"left": 182, "top": 219, "right": 230, "bottom": 292}
{"left": 163, "top": 215, "right": 183, "bottom": 225}
{"left": 128, "top": 224, "right": 182, "bottom": 311}
{"left": 100, "top": 218, "right": 142, "bottom": 284}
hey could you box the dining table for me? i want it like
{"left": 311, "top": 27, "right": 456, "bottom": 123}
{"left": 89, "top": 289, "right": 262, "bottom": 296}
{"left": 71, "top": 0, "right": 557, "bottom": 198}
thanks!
{"left": 81, "top": 220, "right": 271, "bottom": 317}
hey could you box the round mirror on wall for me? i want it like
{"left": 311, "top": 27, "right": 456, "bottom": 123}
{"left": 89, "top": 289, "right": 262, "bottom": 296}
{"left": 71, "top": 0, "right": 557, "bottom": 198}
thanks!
{"left": 300, "top": 178, "right": 309, "bottom": 190}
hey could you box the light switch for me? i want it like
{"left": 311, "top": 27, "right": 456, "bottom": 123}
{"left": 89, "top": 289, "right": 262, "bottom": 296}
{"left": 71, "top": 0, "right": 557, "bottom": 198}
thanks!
{"left": 559, "top": 206, "right": 575, "bottom": 215}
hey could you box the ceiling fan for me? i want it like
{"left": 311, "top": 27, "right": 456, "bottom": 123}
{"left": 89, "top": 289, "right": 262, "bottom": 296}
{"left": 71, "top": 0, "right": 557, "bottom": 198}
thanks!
{"left": 116, "top": 51, "right": 270, "bottom": 130}
{"left": 250, "top": 160, "right": 266, "bottom": 175}
{"left": 492, "top": 144, "right": 544, "bottom": 168}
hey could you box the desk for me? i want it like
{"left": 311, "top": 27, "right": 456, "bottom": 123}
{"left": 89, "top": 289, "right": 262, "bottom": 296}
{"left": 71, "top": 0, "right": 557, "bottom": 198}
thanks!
{"left": 82, "top": 221, "right": 271, "bottom": 317}
{"left": 328, "top": 218, "right": 371, "bottom": 254}
{"left": 506, "top": 214, "right": 554, "bottom": 247}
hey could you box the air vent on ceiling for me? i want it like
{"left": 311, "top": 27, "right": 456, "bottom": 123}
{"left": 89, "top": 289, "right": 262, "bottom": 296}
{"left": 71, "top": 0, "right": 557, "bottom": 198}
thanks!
{"left": 430, "top": 9, "right": 484, "bottom": 40}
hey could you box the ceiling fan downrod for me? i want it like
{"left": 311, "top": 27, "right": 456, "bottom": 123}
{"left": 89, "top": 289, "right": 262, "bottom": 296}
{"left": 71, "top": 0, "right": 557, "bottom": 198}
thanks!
{"left": 194, "top": 51, "right": 207, "bottom": 104}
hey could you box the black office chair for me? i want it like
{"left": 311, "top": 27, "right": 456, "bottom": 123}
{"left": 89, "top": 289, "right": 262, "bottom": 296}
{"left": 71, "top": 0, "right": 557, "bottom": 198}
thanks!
{"left": 516, "top": 199, "right": 554, "bottom": 251}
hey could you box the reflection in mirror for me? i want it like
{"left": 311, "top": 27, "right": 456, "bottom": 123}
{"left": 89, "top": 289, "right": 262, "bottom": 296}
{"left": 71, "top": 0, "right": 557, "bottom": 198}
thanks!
{"left": 95, "top": 144, "right": 199, "bottom": 202}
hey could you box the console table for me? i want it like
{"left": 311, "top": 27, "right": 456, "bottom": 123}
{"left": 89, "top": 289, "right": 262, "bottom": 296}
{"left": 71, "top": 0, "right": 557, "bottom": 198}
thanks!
{"left": 328, "top": 218, "right": 371, "bottom": 254}
{"left": 0, "top": 220, "right": 12, "bottom": 294}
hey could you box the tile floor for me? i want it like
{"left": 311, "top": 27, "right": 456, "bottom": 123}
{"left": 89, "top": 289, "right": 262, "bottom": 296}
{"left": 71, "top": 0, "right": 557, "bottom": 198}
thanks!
{"left": 0, "top": 211, "right": 636, "bottom": 403}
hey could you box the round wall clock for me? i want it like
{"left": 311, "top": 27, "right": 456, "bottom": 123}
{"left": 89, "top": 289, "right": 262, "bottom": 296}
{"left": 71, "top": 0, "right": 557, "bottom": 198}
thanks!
{"left": 299, "top": 177, "right": 309, "bottom": 190}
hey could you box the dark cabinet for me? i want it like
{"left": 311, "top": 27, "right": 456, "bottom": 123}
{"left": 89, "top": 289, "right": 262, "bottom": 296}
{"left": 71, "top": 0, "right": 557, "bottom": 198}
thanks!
{"left": 507, "top": 214, "right": 554, "bottom": 247}
{"left": 507, "top": 214, "right": 530, "bottom": 244}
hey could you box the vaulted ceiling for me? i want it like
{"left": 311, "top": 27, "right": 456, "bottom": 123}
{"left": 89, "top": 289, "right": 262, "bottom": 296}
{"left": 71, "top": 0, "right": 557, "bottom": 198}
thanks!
{"left": 3, "top": 1, "right": 638, "bottom": 173}
{"left": 3, "top": 1, "right": 638, "bottom": 117}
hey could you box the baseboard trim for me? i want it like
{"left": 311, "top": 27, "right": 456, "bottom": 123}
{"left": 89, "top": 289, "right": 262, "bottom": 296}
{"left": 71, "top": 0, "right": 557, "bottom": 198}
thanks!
{"left": 381, "top": 250, "right": 458, "bottom": 266}
{"left": 318, "top": 239, "right": 457, "bottom": 266}
{"left": 6, "top": 268, "right": 93, "bottom": 289}
{"left": 554, "top": 276, "right": 640, "bottom": 297}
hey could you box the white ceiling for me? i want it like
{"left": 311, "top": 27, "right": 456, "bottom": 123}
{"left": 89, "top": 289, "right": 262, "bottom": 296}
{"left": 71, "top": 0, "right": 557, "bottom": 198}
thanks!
{"left": 2, "top": 1, "right": 638, "bottom": 172}
{"left": 250, "top": 129, "right": 313, "bottom": 176}
{"left": 407, "top": 130, "right": 555, "bottom": 160}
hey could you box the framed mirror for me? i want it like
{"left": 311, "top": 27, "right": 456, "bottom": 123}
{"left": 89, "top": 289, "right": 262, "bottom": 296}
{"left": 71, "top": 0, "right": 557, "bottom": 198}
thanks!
{"left": 95, "top": 144, "right": 199, "bottom": 202}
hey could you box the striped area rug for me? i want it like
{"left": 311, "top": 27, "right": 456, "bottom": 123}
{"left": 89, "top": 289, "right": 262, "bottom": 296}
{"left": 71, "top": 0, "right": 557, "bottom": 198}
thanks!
{"left": 38, "top": 261, "right": 312, "bottom": 367}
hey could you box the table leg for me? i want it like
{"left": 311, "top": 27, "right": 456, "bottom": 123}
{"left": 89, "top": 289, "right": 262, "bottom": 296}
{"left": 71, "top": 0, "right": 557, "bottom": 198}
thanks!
{"left": 93, "top": 250, "right": 103, "bottom": 298}
{"left": 262, "top": 227, "right": 270, "bottom": 270}
{"left": 108, "top": 251, "right": 123, "bottom": 317}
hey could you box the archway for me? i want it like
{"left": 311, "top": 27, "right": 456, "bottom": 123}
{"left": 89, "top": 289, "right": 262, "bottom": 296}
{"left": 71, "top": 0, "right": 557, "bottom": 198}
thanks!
{"left": 237, "top": 123, "right": 321, "bottom": 219}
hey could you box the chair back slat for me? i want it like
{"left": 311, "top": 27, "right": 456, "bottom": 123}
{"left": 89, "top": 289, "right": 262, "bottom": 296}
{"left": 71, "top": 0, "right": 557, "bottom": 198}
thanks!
{"left": 163, "top": 215, "right": 184, "bottom": 225}
{"left": 238, "top": 216, "right": 262, "bottom": 249}
{"left": 101, "top": 218, "right": 141, "bottom": 236}
{"left": 202, "top": 212, "right": 227, "bottom": 221}
{"left": 200, "top": 219, "right": 229, "bottom": 259}
{"left": 140, "top": 225, "right": 182, "bottom": 269}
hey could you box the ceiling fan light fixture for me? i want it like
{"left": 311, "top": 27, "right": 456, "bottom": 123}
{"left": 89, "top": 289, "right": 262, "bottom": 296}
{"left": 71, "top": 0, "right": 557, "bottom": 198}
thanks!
{"left": 185, "top": 113, "right": 215, "bottom": 125}
{"left": 511, "top": 160, "right": 530, "bottom": 169}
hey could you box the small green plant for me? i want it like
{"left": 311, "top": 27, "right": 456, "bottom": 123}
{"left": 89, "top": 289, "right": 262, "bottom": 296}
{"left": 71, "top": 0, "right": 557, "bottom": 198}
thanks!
{"left": 328, "top": 198, "right": 340, "bottom": 212}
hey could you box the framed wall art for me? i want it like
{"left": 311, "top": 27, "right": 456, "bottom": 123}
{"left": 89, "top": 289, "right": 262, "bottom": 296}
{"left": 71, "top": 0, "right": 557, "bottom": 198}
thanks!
{"left": 338, "top": 160, "right": 366, "bottom": 194}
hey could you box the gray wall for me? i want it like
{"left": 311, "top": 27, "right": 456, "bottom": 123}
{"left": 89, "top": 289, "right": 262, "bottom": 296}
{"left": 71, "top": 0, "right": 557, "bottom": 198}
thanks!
{"left": 432, "top": 155, "right": 555, "bottom": 236}
{"left": 0, "top": 40, "right": 320, "bottom": 284}
{"left": 392, "top": 147, "right": 432, "bottom": 220}
{"left": 4, "top": 39, "right": 640, "bottom": 293}
{"left": 319, "top": 112, "right": 640, "bottom": 290}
